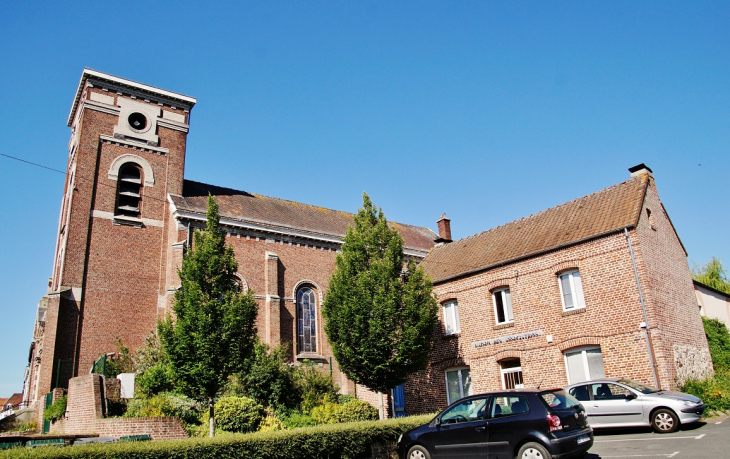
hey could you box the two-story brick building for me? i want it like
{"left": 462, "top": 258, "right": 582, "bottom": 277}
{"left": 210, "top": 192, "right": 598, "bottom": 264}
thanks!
{"left": 407, "top": 165, "right": 713, "bottom": 414}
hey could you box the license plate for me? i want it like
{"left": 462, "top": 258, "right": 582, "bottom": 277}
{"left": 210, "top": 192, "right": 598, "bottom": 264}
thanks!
{"left": 577, "top": 435, "right": 590, "bottom": 444}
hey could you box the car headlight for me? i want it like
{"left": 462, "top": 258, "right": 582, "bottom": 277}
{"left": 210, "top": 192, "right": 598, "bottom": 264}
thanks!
{"left": 682, "top": 400, "right": 701, "bottom": 406}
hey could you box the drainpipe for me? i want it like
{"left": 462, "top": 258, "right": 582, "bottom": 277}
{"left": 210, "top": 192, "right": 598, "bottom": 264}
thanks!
{"left": 624, "top": 228, "right": 661, "bottom": 389}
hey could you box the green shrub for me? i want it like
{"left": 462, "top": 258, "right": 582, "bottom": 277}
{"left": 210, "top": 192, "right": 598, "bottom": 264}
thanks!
{"left": 310, "top": 402, "right": 342, "bottom": 424}
{"left": 681, "top": 374, "right": 730, "bottom": 412}
{"left": 281, "top": 411, "right": 317, "bottom": 429}
{"left": 338, "top": 394, "right": 355, "bottom": 405}
{"left": 43, "top": 395, "right": 67, "bottom": 422}
{"left": 0, "top": 414, "right": 434, "bottom": 459}
{"left": 105, "top": 338, "right": 134, "bottom": 379}
{"left": 704, "top": 317, "right": 730, "bottom": 373}
{"left": 214, "top": 396, "right": 264, "bottom": 433}
{"left": 258, "top": 414, "right": 286, "bottom": 432}
{"left": 338, "top": 399, "right": 378, "bottom": 422}
{"left": 124, "top": 393, "right": 201, "bottom": 424}
{"left": 297, "top": 365, "right": 339, "bottom": 414}
{"left": 236, "top": 343, "right": 301, "bottom": 414}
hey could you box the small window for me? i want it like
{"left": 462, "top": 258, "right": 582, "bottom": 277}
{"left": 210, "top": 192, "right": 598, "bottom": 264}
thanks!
{"left": 500, "top": 358, "right": 524, "bottom": 389}
{"left": 492, "top": 287, "right": 513, "bottom": 324}
{"left": 591, "top": 383, "right": 632, "bottom": 400}
{"left": 443, "top": 300, "right": 460, "bottom": 335}
{"left": 558, "top": 270, "right": 586, "bottom": 311}
{"left": 490, "top": 395, "right": 530, "bottom": 418}
{"left": 445, "top": 367, "right": 471, "bottom": 404}
{"left": 564, "top": 346, "right": 606, "bottom": 384}
{"left": 115, "top": 163, "right": 143, "bottom": 218}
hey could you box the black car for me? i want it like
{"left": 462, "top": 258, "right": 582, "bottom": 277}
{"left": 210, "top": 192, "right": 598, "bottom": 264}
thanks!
{"left": 397, "top": 388, "right": 593, "bottom": 459}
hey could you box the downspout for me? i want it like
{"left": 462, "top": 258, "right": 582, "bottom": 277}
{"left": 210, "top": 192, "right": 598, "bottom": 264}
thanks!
{"left": 624, "top": 228, "right": 661, "bottom": 389}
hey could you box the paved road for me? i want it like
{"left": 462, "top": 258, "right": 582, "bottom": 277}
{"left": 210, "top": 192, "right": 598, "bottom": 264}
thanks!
{"left": 586, "top": 416, "right": 729, "bottom": 459}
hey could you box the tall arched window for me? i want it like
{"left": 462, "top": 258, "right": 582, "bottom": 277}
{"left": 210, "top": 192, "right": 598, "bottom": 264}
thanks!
{"left": 115, "top": 163, "right": 143, "bottom": 218}
{"left": 297, "top": 287, "right": 317, "bottom": 354}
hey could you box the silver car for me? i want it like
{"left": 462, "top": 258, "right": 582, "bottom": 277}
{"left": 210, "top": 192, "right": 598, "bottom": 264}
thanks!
{"left": 565, "top": 378, "right": 705, "bottom": 433}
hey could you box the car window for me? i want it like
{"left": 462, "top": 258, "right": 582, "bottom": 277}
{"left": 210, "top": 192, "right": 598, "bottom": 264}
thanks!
{"left": 568, "top": 385, "right": 591, "bottom": 402}
{"left": 591, "top": 383, "right": 633, "bottom": 400}
{"left": 540, "top": 390, "right": 582, "bottom": 409}
{"left": 440, "top": 397, "right": 489, "bottom": 424}
{"left": 490, "top": 395, "right": 530, "bottom": 418}
{"left": 619, "top": 379, "right": 658, "bottom": 394}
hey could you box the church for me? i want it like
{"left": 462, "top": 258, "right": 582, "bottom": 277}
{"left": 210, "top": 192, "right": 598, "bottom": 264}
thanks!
{"left": 24, "top": 69, "right": 439, "bottom": 413}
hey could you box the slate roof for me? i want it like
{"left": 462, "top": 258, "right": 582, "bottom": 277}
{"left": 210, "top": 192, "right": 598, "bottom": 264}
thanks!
{"left": 421, "top": 174, "right": 650, "bottom": 283}
{"left": 170, "top": 180, "right": 438, "bottom": 252}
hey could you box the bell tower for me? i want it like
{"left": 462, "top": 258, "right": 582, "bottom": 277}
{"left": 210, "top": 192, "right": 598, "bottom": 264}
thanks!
{"left": 33, "top": 69, "right": 196, "bottom": 402}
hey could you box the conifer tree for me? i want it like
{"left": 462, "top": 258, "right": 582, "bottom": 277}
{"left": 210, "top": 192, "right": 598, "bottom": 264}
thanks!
{"left": 159, "top": 195, "right": 258, "bottom": 437}
{"left": 323, "top": 193, "right": 438, "bottom": 418}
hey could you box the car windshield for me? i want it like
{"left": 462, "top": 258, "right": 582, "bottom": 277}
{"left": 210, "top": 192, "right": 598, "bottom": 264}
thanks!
{"left": 619, "top": 379, "right": 658, "bottom": 394}
{"left": 539, "top": 390, "right": 581, "bottom": 410}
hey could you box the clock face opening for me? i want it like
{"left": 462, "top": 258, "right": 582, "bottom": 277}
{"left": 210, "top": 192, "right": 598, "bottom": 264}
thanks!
{"left": 128, "top": 112, "right": 147, "bottom": 131}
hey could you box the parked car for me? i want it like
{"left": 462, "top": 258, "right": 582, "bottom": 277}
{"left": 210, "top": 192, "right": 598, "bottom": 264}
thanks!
{"left": 565, "top": 378, "right": 705, "bottom": 433}
{"left": 397, "top": 388, "right": 593, "bottom": 459}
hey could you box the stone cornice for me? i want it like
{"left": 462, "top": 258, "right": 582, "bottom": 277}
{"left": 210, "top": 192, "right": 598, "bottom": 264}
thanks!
{"left": 68, "top": 68, "right": 196, "bottom": 126}
{"left": 82, "top": 99, "right": 120, "bottom": 117}
{"left": 157, "top": 118, "right": 190, "bottom": 133}
{"left": 100, "top": 135, "right": 170, "bottom": 156}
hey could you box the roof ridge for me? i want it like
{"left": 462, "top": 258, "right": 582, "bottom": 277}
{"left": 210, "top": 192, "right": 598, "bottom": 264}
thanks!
{"left": 182, "top": 179, "right": 437, "bottom": 235}
{"left": 442, "top": 175, "right": 642, "bottom": 249}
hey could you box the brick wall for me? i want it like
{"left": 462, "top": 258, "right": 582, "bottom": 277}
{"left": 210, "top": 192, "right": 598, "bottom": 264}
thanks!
{"left": 406, "top": 231, "right": 657, "bottom": 415}
{"left": 632, "top": 175, "right": 712, "bottom": 387}
{"left": 49, "top": 375, "right": 187, "bottom": 440}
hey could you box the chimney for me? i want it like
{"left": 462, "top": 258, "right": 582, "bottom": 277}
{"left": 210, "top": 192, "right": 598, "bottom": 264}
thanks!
{"left": 628, "top": 163, "right": 653, "bottom": 178}
{"left": 436, "top": 214, "right": 452, "bottom": 243}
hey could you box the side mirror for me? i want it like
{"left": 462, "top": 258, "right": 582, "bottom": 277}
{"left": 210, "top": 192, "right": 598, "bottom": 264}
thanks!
{"left": 625, "top": 393, "right": 637, "bottom": 400}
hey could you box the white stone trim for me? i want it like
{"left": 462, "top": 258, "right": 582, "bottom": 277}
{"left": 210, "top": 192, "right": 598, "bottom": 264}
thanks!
{"left": 82, "top": 99, "right": 120, "bottom": 117}
{"left": 91, "top": 210, "right": 164, "bottom": 227}
{"left": 107, "top": 153, "right": 155, "bottom": 186}
{"left": 157, "top": 118, "right": 189, "bottom": 133}
{"left": 101, "top": 135, "right": 169, "bottom": 156}
{"left": 234, "top": 273, "right": 249, "bottom": 292}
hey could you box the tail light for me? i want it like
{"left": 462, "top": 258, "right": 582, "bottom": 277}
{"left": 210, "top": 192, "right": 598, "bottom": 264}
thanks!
{"left": 547, "top": 413, "right": 562, "bottom": 432}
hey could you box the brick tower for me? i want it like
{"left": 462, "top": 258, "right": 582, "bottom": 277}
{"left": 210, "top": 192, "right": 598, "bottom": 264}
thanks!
{"left": 29, "top": 70, "right": 196, "bottom": 404}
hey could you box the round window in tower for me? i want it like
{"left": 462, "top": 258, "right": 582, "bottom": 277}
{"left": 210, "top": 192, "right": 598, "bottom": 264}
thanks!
{"left": 128, "top": 112, "right": 147, "bottom": 131}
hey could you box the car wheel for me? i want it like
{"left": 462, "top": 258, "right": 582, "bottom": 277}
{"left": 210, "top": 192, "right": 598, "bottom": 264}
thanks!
{"left": 517, "top": 442, "right": 552, "bottom": 459}
{"left": 651, "top": 408, "right": 679, "bottom": 433}
{"left": 407, "top": 445, "right": 431, "bottom": 459}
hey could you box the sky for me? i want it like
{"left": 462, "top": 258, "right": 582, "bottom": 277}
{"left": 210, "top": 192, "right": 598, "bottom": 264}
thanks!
{"left": 0, "top": 1, "right": 728, "bottom": 396}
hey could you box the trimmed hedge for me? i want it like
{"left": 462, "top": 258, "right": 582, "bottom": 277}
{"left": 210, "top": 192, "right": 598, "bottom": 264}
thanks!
{"left": 0, "top": 414, "right": 433, "bottom": 459}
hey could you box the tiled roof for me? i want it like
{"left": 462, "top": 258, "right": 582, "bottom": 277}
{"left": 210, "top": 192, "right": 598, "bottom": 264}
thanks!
{"left": 421, "top": 174, "right": 650, "bottom": 283}
{"left": 170, "top": 180, "right": 438, "bottom": 253}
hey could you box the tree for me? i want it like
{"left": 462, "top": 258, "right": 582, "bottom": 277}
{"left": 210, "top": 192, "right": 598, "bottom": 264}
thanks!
{"left": 159, "top": 195, "right": 258, "bottom": 437}
{"left": 693, "top": 257, "right": 730, "bottom": 295}
{"left": 322, "top": 193, "right": 438, "bottom": 418}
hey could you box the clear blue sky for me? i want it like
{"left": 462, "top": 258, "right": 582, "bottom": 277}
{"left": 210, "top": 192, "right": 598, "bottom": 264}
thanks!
{"left": 1, "top": 1, "right": 728, "bottom": 395}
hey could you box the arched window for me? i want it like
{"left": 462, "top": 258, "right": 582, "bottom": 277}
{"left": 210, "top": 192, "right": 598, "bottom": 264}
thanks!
{"left": 115, "top": 163, "right": 143, "bottom": 218}
{"left": 297, "top": 287, "right": 317, "bottom": 354}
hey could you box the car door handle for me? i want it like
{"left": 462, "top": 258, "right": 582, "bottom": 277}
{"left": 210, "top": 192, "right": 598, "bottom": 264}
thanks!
{"left": 475, "top": 427, "right": 486, "bottom": 432}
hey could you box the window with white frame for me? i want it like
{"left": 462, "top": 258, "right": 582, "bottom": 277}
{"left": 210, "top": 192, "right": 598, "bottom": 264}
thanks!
{"left": 445, "top": 367, "right": 472, "bottom": 404}
{"left": 564, "top": 346, "right": 606, "bottom": 384}
{"left": 500, "top": 358, "right": 524, "bottom": 389}
{"left": 492, "top": 287, "right": 514, "bottom": 324}
{"left": 442, "top": 300, "right": 460, "bottom": 335}
{"left": 558, "top": 270, "right": 586, "bottom": 311}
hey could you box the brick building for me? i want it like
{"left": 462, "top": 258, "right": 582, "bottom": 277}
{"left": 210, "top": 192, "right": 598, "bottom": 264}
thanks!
{"left": 24, "top": 69, "right": 437, "bottom": 413}
{"left": 407, "top": 165, "right": 713, "bottom": 414}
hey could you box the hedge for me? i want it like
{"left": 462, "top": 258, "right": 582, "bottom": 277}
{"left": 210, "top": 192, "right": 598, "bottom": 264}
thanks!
{"left": 0, "top": 414, "right": 433, "bottom": 459}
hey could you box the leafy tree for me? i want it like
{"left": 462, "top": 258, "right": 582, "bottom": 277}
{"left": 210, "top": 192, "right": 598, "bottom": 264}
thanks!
{"left": 236, "top": 341, "right": 301, "bottom": 414}
{"left": 693, "top": 257, "right": 730, "bottom": 295}
{"left": 159, "top": 195, "right": 258, "bottom": 437}
{"left": 323, "top": 193, "right": 438, "bottom": 418}
{"left": 702, "top": 317, "right": 730, "bottom": 374}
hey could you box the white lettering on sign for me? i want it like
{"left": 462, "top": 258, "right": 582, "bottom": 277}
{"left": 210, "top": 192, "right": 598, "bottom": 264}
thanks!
{"left": 473, "top": 330, "right": 544, "bottom": 348}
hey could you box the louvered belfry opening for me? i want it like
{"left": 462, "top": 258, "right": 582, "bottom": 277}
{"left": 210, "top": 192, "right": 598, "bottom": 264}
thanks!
{"left": 115, "top": 163, "right": 143, "bottom": 218}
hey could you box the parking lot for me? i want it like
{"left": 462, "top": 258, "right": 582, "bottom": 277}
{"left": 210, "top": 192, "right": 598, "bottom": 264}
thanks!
{"left": 586, "top": 416, "right": 729, "bottom": 459}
